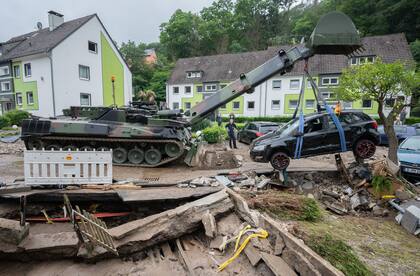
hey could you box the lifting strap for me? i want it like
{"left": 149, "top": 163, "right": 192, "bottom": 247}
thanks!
{"left": 292, "top": 60, "right": 347, "bottom": 159}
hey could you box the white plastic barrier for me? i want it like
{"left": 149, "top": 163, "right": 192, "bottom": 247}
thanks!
{"left": 24, "top": 149, "right": 113, "bottom": 185}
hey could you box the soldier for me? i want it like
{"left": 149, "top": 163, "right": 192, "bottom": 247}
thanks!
{"left": 225, "top": 118, "right": 238, "bottom": 149}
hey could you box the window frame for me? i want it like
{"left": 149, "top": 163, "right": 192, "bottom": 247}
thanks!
{"left": 78, "top": 65, "right": 90, "bottom": 81}
{"left": 13, "top": 65, "right": 20, "bottom": 78}
{"left": 24, "top": 63, "right": 31, "bottom": 77}
{"left": 185, "top": 102, "right": 191, "bottom": 109}
{"left": 0, "top": 66, "right": 9, "bottom": 76}
{"left": 271, "top": 100, "right": 280, "bottom": 110}
{"left": 289, "top": 79, "right": 300, "bottom": 89}
{"left": 88, "top": 41, "right": 98, "bottom": 54}
{"left": 184, "top": 86, "right": 191, "bottom": 94}
{"left": 26, "top": 91, "right": 34, "bottom": 105}
{"left": 1, "top": 81, "right": 11, "bottom": 91}
{"left": 220, "top": 104, "right": 226, "bottom": 109}
{"left": 80, "top": 93, "right": 91, "bottom": 106}
{"left": 173, "top": 86, "right": 179, "bottom": 94}
{"left": 196, "top": 85, "right": 203, "bottom": 92}
{"left": 16, "top": 92, "right": 23, "bottom": 106}
{"left": 321, "top": 77, "right": 339, "bottom": 86}
{"left": 172, "top": 102, "right": 180, "bottom": 110}
{"left": 233, "top": 101, "right": 240, "bottom": 109}
{"left": 247, "top": 101, "right": 255, "bottom": 110}
{"left": 289, "top": 99, "right": 298, "bottom": 109}
{"left": 305, "top": 99, "right": 315, "bottom": 109}
{"left": 362, "top": 99, "right": 372, "bottom": 108}
{"left": 205, "top": 84, "right": 217, "bottom": 92}
{"left": 272, "top": 80, "right": 281, "bottom": 89}
{"left": 186, "top": 71, "right": 202, "bottom": 78}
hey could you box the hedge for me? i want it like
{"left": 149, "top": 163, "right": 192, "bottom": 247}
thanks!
{"left": 202, "top": 124, "right": 227, "bottom": 143}
{"left": 4, "top": 110, "right": 30, "bottom": 126}
{"left": 0, "top": 116, "right": 11, "bottom": 129}
{"left": 411, "top": 107, "right": 420, "bottom": 117}
{"left": 222, "top": 116, "right": 292, "bottom": 123}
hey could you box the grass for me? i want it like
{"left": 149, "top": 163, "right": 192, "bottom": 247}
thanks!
{"left": 307, "top": 234, "right": 372, "bottom": 276}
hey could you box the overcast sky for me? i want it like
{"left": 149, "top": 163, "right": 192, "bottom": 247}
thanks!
{"left": 0, "top": 0, "right": 214, "bottom": 44}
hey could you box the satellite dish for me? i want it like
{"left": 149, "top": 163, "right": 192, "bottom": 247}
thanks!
{"left": 36, "top": 22, "right": 43, "bottom": 30}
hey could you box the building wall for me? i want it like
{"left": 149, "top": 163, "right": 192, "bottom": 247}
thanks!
{"left": 0, "top": 62, "right": 14, "bottom": 115}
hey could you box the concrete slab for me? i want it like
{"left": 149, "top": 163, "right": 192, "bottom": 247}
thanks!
{"left": 0, "top": 218, "right": 29, "bottom": 245}
{"left": 261, "top": 252, "right": 297, "bottom": 276}
{"left": 18, "top": 232, "right": 79, "bottom": 257}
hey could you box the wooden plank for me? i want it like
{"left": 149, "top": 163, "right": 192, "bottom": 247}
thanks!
{"left": 261, "top": 252, "right": 297, "bottom": 276}
{"left": 176, "top": 238, "right": 196, "bottom": 276}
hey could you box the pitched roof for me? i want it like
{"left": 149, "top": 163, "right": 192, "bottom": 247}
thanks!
{"left": 168, "top": 33, "right": 413, "bottom": 84}
{"left": 0, "top": 14, "right": 95, "bottom": 62}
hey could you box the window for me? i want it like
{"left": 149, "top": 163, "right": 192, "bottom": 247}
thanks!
{"left": 343, "top": 101, "right": 352, "bottom": 109}
{"left": 233, "top": 101, "right": 240, "bottom": 109}
{"left": 186, "top": 71, "right": 202, "bottom": 78}
{"left": 173, "top": 102, "right": 179, "bottom": 109}
{"left": 247, "top": 101, "right": 255, "bottom": 109}
{"left": 304, "top": 117, "right": 323, "bottom": 133}
{"left": 79, "top": 65, "right": 90, "bottom": 80}
{"left": 185, "top": 102, "right": 191, "bottom": 109}
{"left": 305, "top": 99, "right": 315, "bottom": 109}
{"left": 220, "top": 104, "right": 226, "bottom": 109}
{"left": 350, "top": 57, "right": 357, "bottom": 65}
{"left": 205, "top": 84, "right": 217, "bottom": 91}
{"left": 272, "top": 80, "right": 281, "bottom": 89}
{"left": 289, "top": 100, "right": 298, "bottom": 109}
{"left": 351, "top": 56, "right": 375, "bottom": 66}
{"left": 13, "top": 65, "right": 20, "bottom": 78}
{"left": 184, "top": 86, "right": 191, "bottom": 94}
{"left": 16, "top": 93, "right": 22, "bottom": 106}
{"left": 88, "top": 41, "right": 98, "bottom": 53}
{"left": 307, "top": 79, "right": 314, "bottom": 89}
{"left": 321, "top": 92, "right": 335, "bottom": 99}
{"left": 26, "top": 92, "right": 34, "bottom": 105}
{"left": 0, "top": 66, "right": 9, "bottom": 76}
{"left": 80, "top": 93, "right": 91, "bottom": 106}
{"left": 290, "top": 79, "right": 300, "bottom": 89}
{"left": 196, "top": 85, "right": 203, "bottom": 92}
{"left": 271, "top": 100, "right": 280, "bottom": 109}
{"left": 321, "top": 77, "right": 339, "bottom": 86}
{"left": 1, "top": 81, "right": 10, "bottom": 91}
{"left": 173, "top": 86, "right": 179, "bottom": 94}
{"left": 362, "top": 99, "right": 372, "bottom": 108}
{"left": 24, "top": 63, "right": 31, "bottom": 77}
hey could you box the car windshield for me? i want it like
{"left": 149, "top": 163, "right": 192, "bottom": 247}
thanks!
{"left": 260, "top": 125, "right": 278, "bottom": 133}
{"left": 276, "top": 118, "right": 299, "bottom": 138}
{"left": 399, "top": 136, "right": 420, "bottom": 151}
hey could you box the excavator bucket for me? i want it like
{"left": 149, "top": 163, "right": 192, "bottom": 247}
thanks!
{"left": 307, "top": 11, "right": 361, "bottom": 55}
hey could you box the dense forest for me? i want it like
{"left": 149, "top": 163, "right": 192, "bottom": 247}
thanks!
{"left": 119, "top": 0, "right": 420, "bottom": 102}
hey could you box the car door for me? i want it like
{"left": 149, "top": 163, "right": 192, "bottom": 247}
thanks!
{"left": 246, "top": 123, "right": 258, "bottom": 143}
{"left": 300, "top": 116, "right": 328, "bottom": 156}
{"left": 239, "top": 123, "right": 249, "bottom": 142}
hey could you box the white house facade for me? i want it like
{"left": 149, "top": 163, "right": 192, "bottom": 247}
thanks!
{"left": 0, "top": 11, "right": 132, "bottom": 118}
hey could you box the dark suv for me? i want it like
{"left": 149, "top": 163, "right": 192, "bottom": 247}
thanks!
{"left": 250, "top": 111, "right": 379, "bottom": 170}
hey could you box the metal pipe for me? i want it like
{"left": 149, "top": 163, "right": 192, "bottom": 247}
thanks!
{"left": 48, "top": 53, "right": 57, "bottom": 117}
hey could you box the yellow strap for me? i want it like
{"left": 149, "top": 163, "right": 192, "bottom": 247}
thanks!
{"left": 218, "top": 229, "right": 268, "bottom": 271}
{"left": 234, "top": 225, "right": 251, "bottom": 252}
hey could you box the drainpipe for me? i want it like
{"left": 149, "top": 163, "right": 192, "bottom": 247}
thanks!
{"left": 264, "top": 81, "right": 268, "bottom": 116}
{"left": 47, "top": 52, "right": 57, "bottom": 117}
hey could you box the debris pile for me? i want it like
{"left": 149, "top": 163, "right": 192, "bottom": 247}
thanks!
{"left": 188, "top": 143, "right": 242, "bottom": 169}
{"left": 0, "top": 139, "right": 24, "bottom": 155}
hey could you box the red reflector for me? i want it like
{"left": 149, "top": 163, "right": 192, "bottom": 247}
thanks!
{"left": 372, "top": 121, "right": 378, "bottom": 129}
{"left": 256, "top": 132, "right": 264, "bottom": 137}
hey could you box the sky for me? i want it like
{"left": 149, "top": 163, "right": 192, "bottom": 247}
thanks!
{"left": 0, "top": 0, "right": 214, "bottom": 45}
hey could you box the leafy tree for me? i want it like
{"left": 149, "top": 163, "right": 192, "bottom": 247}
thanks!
{"left": 336, "top": 59, "right": 419, "bottom": 163}
{"left": 410, "top": 39, "right": 420, "bottom": 70}
{"left": 160, "top": 10, "right": 201, "bottom": 60}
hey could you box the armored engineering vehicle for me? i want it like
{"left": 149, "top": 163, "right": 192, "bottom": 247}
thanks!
{"left": 21, "top": 12, "right": 362, "bottom": 167}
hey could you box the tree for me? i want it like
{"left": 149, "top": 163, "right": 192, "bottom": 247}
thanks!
{"left": 336, "top": 59, "right": 419, "bottom": 163}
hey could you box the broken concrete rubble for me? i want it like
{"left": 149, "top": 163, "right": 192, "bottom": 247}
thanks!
{"left": 0, "top": 218, "right": 29, "bottom": 245}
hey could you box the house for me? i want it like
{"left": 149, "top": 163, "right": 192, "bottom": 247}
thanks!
{"left": 0, "top": 11, "right": 132, "bottom": 117}
{"left": 166, "top": 33, "right": 413, "bottom": 117}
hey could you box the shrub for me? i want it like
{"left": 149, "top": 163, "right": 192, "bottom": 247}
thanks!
{"left": 300, "top": 198, "right": 322, "bottom": 222}
{"left": 191, "top": 118, "right": 212, "bottom": 132}
{"left": 0, "top": 116, "right": 11, "bottom": 129}
{"left": 4, "top": 110, "right": 30, "bottom": 126}
{"left": 410, "top": 107, "right": 420, "bottom": 117}
{"left": 202, "top": 124, "right": 227, "bottom": 143}
{"left": 406, "top": 116, "right": 420, "bottom": 125}
{"left": 371, "top": 175, "right": 392, "bottom": 194}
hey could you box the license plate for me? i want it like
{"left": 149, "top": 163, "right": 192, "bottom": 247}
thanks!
{"left": 404, "top": 167, "right": 420, "bottom": 174}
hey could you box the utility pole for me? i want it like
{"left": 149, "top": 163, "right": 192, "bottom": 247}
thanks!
{"left": 111, "top": 75, "right": 116, "bottom": 108}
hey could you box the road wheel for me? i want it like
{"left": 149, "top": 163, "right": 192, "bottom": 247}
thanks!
{"left": 165, "top": 143, "right": 181, "bottom": 157}
{"left": 354, "top": 139, "right": 376, "bottom": 159}
{"left": 80, "top": 146, "right": 93, "bottom": 151}
{"left": 145, "top": 148, "right": 162, "bottom": 165}
{"left": 128, "top": 148, "right": 144, "bottom": 164}
{"left": 113, "top": 147, "right": 128, "bottom": 164}
{"left": 27, "top": 139, "right": 44, "bottom": 150}
{"left": 63, "top": 145, "right": 77, "bottom": 151}
{"left": 46, "top": 144, "right": 61, "bottom": 151}
{"left": 270, "top": 152, "right": 290, "bottom": 171}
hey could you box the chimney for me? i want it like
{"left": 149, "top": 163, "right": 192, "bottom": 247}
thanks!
{"left": 48, "top": 10, "right": 64, "bottom": 31}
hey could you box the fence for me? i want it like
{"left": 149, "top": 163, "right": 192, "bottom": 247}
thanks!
{"left": 24, "top": 149, "right": 112, "bottom": 185}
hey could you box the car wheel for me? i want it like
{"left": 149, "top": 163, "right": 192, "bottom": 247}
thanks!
{"left": 354, "top": 139, "right": 376, "bottom": 159}
{"left": 270, "top": 152, "right": 290, "bottom": 171}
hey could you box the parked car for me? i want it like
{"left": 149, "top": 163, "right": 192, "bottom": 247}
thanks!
{"left": 398, "top": 136, "right": 420, "bottom": 183}
{"left": 250, "top": 111, "right": 379, "bottom": 170}
{"left": 238, "top": 122, "right": 282, "bottom": 144}
{"left": 378, "top": 125, "right": 418, "bottom": 146}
